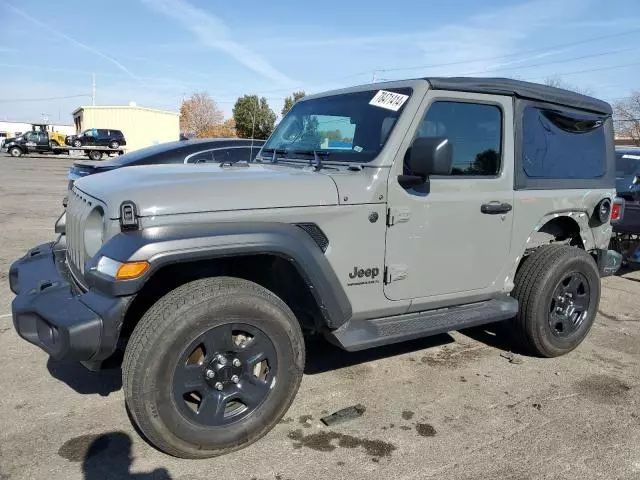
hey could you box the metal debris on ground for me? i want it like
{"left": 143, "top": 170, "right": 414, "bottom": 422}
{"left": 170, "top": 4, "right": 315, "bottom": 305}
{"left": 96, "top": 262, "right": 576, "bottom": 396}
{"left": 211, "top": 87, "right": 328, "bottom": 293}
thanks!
{"left": 500, "top": 351, "right": 524, "bottom": 364}
{"left": 320, "top": 404, "right": 366, "bottom": 426}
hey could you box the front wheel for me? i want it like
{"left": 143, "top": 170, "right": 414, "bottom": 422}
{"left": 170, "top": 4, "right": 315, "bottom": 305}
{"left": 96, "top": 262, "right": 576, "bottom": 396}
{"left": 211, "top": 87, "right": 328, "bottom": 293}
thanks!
{"left": 122, "top": 277, "right": 305, "bottom": 459}
{"left": 9, "top": 146, "right": 22, "bottom": 157}
{"left": 511, "top": 245, "right": 600, "bottom": 357}
{"left": 72, "top": 139, "right": 82, "bottom": 148}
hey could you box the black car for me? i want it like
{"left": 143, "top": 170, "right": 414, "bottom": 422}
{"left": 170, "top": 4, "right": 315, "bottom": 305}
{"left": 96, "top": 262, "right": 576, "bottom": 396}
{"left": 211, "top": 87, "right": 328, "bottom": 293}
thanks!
{"left": 67, "top": 138, "right": 266, "bottom": 187}
{"left": 67, "top": 128, "right": 127, "bottom": 149}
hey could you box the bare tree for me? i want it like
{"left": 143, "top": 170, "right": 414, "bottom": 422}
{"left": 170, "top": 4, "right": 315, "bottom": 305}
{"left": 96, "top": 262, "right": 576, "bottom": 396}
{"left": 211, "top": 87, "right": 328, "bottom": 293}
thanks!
{"left": 180, "top": 92, "right": 224, "bottom": 137}
{"left": 614, "top": 93, "right": 640, "bottom": 146}
{"left": 543, "top": 76, "right": 592, "bottom": 96}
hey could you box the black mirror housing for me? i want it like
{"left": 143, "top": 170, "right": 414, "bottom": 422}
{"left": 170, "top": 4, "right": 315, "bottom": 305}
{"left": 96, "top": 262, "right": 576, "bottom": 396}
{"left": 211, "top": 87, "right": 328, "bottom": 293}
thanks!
{"left": 408, "top": 137, "right": 453, "bottom": 178}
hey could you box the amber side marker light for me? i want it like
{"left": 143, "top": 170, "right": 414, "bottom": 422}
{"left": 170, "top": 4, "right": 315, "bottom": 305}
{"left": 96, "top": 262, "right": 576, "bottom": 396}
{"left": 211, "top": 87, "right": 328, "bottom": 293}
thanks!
{"left": 116, "top": 261, "right": 150, "bottom": 280}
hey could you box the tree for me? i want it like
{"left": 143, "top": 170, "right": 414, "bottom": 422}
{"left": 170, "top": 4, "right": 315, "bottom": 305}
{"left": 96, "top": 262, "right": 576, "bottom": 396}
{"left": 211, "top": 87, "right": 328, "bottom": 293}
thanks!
{"left": 233, "top": 95, "right": 276, "bottom": 139}
{"left": 281, "top": 91, "right": 306, "bottom": 116}
{"left": 179, "top": 92, "right": 224, "bottom": 137}
{"left": 199, "top": 118, "right": 238, "bottom": 138}
{"left": 614, "top": 92, "right": 640, "bottom": 146}
{"left": 543, "top": 76, "right": 592, "bottom": 96}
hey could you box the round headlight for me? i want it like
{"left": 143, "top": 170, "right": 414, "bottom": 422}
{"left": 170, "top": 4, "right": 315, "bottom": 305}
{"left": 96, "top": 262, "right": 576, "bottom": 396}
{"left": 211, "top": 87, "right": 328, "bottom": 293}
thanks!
{"left": 84, "top": 206, "right": 105, "bottom": 258}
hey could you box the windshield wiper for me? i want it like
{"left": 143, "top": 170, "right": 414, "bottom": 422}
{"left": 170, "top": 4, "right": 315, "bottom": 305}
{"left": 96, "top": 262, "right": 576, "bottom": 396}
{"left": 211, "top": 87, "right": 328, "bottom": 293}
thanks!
{"left": 260, "top": 148, "right": 288, "bottom": 163}
{"left": 288, "top": 149, "right": 332, "bottom": 171}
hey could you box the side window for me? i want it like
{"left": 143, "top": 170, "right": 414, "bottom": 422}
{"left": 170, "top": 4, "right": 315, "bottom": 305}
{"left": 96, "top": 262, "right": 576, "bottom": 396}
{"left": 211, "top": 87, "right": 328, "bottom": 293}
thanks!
{"left": 416, "top": 101, "right": 502, "bottom": 176}
{"left": 187, "top": 149, "right": 218, "bottom": 164}
{"left": 522, "top": 107, "right": 606, "bottom": 179}
{"left": 227, "top": 148, "right": 251, "bottom": 163}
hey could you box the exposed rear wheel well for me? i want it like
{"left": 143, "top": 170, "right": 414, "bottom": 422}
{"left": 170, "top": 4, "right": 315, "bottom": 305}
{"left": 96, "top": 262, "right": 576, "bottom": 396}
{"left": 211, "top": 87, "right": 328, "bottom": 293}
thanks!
{"left": 120, "top": 255, "right": 323, "bottom": 343}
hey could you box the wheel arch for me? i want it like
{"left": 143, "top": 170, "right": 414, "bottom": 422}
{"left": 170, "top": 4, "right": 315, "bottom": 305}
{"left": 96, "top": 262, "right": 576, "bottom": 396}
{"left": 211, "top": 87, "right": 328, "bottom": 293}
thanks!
{"left": 91, "top": 222, "right": 352, "bottom": 343}
{"left": 510, "top": 212, "right": 596, "bottom": 279}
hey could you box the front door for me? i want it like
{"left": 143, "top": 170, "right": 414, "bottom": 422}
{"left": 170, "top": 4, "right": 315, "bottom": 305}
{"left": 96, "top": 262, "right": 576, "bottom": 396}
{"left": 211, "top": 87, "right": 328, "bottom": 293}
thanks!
{"left": 384, "top": 92, "right": 514, "bottom": 303}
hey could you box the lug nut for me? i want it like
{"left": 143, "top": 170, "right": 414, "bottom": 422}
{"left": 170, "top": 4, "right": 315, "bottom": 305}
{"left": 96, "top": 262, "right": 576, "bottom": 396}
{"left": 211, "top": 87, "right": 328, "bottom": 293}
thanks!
{"left": 214, "top": 382, "right": 224, "bottom": 391}
{"left": 231, "top": 375, "right": 239, "bottom": 384}
{"left": 232, "top": 359, "right": 241, "bottom": 367}
{"left": 216, "top": 355, "right": 227, "bottom": 366}
{"left": 206, "top": 369, "right": 215, "bottom": 379}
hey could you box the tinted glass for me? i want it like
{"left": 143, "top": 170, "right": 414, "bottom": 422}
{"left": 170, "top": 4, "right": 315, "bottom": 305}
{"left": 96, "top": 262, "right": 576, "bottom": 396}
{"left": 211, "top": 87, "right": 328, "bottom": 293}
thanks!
{"left": 188, "top": 149, "right": 218, "bottom": 163}
{"left": 227, "top": 148, "right": 252, "bottom": 163}
{"left": 616, "top": 152, "right": 640, "bottom": 175}
{"left": 263, "top": 88, "right": 412, "bottom": 163}
{"left": 522, "top": 107, "right": 606, "bottom": 179}
{"left": 417, "top": 101, "right": 502, "bottom": 175}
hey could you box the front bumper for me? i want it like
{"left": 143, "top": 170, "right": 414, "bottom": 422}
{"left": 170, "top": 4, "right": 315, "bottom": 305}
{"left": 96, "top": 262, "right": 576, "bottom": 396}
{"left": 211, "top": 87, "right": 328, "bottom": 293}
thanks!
{"left": 9, "top": 242, "right": 130, "bottom": 366}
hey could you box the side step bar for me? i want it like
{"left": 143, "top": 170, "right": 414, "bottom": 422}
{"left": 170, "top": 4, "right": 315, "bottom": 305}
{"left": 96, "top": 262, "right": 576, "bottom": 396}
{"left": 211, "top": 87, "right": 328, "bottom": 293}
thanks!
{"left": 326, "top": 297, "right": 518, "bottom": 352}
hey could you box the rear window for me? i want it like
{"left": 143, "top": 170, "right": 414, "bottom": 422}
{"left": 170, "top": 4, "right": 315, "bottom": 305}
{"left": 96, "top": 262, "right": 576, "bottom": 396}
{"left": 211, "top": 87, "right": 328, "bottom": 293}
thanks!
{"left": 522, "top": 107, "right": 606, "bottom": 179}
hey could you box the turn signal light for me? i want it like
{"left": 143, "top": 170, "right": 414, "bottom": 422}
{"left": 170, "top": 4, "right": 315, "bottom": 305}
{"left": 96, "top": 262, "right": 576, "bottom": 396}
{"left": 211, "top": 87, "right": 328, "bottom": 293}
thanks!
{"left": 611, "top": 203, "right": 621, "bottom": 222}
{"left": 116, "top": 261, "right": 150, "bottom": 280}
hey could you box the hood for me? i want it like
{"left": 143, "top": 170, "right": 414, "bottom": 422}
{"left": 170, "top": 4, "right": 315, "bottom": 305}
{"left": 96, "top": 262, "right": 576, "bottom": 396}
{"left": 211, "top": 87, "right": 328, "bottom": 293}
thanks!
{"left": 74, "top": 163, "right": 339, "bottom": 219}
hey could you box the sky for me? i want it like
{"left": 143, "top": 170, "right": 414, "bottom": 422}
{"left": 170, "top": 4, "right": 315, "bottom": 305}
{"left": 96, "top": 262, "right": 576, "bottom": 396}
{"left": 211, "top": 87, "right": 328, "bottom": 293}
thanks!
{"left": 1, "top": 0, "right": 639, "bottom": 125}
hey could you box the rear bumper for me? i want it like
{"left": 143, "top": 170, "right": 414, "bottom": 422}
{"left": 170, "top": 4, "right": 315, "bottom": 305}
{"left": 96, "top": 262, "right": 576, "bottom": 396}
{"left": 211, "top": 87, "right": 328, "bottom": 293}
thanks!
{"left": 613, "top": 200, "right": 640, "bottom": 234}
{"left": 9, "top": 242, "right": 131, "bottom": 365}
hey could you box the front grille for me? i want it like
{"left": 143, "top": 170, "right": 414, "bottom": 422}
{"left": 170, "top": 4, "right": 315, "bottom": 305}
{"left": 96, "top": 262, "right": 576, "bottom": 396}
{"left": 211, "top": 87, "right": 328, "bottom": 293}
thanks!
{"left": 66, "top": 188, "right": 96, "bottom": 274}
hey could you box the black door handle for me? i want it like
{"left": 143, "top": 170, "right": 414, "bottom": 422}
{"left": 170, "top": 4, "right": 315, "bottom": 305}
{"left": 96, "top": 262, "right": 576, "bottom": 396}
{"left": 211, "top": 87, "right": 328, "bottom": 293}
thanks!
{"left": 481, "top": 202, "right": 512, "bottom": 214}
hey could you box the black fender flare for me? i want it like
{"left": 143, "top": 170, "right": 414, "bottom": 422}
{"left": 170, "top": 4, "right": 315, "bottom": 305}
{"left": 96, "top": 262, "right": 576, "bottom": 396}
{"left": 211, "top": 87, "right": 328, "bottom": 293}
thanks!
{"left": 85, "top": 222, "right": 352, "bottom": 328}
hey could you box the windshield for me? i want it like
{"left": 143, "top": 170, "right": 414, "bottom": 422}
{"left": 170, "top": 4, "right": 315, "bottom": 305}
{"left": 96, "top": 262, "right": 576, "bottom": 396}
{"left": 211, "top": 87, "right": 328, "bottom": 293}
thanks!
{"left": 616, "top": 152, "right": 640, "bottom": 175}
{"left": 263, "top": 88, "right": 412, "bottom": 163}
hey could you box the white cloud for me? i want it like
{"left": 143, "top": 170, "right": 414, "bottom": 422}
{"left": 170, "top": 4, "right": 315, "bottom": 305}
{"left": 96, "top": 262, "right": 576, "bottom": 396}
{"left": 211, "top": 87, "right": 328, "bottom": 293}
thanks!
{"left": 2, "top": 1, "right": 142, "bottom": 83}
{"left": 139, "top": 0, "right": 295, "bottom": 87}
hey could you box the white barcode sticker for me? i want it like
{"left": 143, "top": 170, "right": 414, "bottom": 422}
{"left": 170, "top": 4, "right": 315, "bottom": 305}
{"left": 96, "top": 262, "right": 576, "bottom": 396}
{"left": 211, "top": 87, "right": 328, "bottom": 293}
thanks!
{"left": 369, "top": 90, "right": 409, "bottom": 111}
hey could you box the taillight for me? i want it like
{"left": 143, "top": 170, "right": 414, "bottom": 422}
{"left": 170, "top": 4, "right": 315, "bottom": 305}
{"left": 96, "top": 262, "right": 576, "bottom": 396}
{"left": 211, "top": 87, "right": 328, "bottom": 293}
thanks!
{"left": 611, "top": 203, "right": 621, "bottom": 222}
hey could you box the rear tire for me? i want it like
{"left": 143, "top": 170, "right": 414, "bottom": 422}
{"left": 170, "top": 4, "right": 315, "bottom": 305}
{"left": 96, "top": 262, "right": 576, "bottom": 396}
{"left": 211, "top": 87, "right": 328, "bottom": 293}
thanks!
{"left": 511, "top": 245, "right": 600, "bottom": 357}
{"left": 123, "top": 277, "right": 305, "bottom": 459}
{"left": 109, "top": 140, "right": 119, "bottom": 149}
{"left": 88, "top": 150, "right": 103, "bottom": 161}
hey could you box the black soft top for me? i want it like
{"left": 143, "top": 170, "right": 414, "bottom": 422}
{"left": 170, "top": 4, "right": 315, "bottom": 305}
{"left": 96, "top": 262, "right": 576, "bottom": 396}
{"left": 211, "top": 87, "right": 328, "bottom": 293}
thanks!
{"left": 426, "top": 77, "right": 612, "bottom": 115}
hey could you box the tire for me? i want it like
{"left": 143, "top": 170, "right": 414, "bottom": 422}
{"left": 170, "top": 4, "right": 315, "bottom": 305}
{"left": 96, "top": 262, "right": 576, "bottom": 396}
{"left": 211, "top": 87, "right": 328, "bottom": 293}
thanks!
{"left": 9, "top": 146, "right": 22, "bottom": 158}
{"left": 88, "top": 150, "right": 103, "bottom": 161}
{"left": 123, "top": 277, "right": 305, "bottom": 459}
{"left": 109, "top": 140, "right": 119, "bottom": 149}
{"left": 72, "top": 139, "right": 82, "bottom": 148}
{"left": 511, "top": 245, "right": 600, "bottom": 357}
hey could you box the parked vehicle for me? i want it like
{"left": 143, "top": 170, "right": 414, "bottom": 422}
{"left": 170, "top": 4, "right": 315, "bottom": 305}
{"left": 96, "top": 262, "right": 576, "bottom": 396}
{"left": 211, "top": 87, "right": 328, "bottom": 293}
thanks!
{"left": 9, "top": 78, "right": 620, "bottom": 459}
{"left": 0, "top": 131, "right": 11, "bottom": 148}
{"left": 3, "top": 130, "right": 124, "bottom": 159}
{"left": 55, "top": 138, "right": 266, "bottom": 234}
{"left": 67, "top": 128, "right": 126, "bottom": 149}
{"left": 610, "top": 147, "right": 640, "bottom": 263}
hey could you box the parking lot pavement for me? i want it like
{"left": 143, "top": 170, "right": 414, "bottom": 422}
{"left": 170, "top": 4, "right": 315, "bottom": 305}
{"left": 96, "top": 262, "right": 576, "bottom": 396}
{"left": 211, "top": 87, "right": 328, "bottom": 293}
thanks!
{"left": 0, "top": 156, "right": 639, "bottom": 480}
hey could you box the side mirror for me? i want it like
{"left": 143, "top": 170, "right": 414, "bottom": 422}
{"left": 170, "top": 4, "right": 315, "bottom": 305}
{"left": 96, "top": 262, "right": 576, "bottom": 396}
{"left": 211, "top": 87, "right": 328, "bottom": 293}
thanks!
{"left": 407, "top": 137, "right": 453, "bottom": 178}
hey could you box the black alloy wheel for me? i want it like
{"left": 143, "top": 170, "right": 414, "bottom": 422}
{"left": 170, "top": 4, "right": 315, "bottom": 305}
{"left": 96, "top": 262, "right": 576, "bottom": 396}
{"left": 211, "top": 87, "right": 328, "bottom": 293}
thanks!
{"left": 548, "top": 272, "right": 590, "bottom": 337}
{"left": 172, "top": 323, "right": 277, "bottom": 427}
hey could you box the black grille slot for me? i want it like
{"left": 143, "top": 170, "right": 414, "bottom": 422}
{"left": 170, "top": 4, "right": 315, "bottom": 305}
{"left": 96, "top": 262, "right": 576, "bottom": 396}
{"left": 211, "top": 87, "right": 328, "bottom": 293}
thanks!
{"left": 296, "top": 223, "right": 329, "bottom": 252}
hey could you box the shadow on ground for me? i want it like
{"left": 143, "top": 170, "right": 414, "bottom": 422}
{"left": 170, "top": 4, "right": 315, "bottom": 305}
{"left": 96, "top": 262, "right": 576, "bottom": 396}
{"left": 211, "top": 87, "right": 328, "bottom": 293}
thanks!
{"left": 58, "top": 431, "right": 171, "bottom": 479}
{"left": 459, "top": 321, "right": 526, "bottom": 355}
{"left": 304, "top": 333, "right": 455, "bottom": 374}
{"left": 47, "top": 358, "right": 122, "bottom": 396}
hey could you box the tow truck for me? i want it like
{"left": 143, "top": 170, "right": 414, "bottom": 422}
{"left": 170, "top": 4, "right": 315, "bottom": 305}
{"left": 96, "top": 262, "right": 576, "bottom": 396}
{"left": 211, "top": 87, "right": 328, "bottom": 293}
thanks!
{"left": 3, "top": 129, "right": 125, "bottom": 160}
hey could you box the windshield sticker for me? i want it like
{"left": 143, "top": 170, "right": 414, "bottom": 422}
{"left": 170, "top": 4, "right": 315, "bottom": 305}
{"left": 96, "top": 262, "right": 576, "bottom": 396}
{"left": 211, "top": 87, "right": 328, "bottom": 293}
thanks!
{"left": 353, "top": 145, "right": 363, "bottom": 153}
{"left": 622, "top": 154, "right": 640, "bottom": 160}
{"left": 369, "top": 90, "right": 409, "bottom": 112}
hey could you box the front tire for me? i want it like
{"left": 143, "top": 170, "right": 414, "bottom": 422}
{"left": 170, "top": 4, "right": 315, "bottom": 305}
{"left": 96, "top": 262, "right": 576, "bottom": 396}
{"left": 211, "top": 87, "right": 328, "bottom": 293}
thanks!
{"left": 9, "top": 146, "right": 22, "bottom": 157}
{"left": 72, "top": 139, "right": 82, "bottom": 148}
{"left": 511, "top": 245, "right": 600, "bottom": 357}
{"left": 123, "top": 277, "right": 305, "bottom": 459}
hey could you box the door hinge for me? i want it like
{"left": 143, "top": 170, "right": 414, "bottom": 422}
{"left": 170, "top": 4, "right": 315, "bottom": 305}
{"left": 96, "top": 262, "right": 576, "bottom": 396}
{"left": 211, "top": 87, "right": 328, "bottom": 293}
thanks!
{"left": 386, "top": 207, "right": 411, "bottom": 226}
{"left": 384, "top": 264, "right": 408, "bottom": 284}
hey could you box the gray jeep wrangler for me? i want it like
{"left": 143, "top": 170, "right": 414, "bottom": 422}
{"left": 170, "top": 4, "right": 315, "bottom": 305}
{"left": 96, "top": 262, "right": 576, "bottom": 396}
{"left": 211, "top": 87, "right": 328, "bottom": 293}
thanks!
{"left": 9, "top": 78, "right": 621, "bottom": 458}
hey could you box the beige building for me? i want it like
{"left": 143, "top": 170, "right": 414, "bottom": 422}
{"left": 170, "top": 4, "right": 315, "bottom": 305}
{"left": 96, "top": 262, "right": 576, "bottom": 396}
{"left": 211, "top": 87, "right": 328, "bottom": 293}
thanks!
{"left": 72, "top": 104, "right": 179, "bottom": 152}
